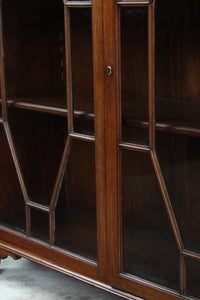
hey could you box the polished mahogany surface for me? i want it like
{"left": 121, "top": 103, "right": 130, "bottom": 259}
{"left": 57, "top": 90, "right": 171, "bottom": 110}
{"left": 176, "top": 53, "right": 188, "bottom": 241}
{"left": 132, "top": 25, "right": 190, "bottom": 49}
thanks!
{"left": 0, "top": 1, "right": 200, "bottom": 300}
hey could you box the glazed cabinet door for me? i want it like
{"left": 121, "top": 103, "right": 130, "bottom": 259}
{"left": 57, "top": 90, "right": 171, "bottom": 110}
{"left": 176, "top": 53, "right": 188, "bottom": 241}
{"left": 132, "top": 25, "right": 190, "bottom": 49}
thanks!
{"left": 0, "top": 0, "right": 107, "bottom": 281}
{"left": 106, "top": 0, "right": 200, "bottom": 299}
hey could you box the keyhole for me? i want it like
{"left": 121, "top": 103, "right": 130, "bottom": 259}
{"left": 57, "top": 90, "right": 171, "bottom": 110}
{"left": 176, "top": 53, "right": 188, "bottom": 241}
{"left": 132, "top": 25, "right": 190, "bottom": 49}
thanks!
{"left": 107, "top": 66, "right": 112, "bottom": 76}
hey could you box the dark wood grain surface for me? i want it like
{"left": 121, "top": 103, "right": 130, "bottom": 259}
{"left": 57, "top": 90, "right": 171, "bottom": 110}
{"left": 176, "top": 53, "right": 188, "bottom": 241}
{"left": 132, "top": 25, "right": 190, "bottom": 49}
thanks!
{"left": 0, "top": 0, "right": 200, "bottom": 300}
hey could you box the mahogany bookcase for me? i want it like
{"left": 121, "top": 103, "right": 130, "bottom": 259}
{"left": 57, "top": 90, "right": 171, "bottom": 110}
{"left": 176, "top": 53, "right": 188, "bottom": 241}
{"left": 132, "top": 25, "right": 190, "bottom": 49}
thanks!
{"left": 0, "top": 0, "right": 200, "bottom": 299}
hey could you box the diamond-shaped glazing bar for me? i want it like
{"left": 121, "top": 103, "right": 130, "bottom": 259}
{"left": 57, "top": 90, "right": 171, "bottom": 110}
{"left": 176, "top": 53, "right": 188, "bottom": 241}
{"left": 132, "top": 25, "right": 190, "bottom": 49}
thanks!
{"left": 49, "top": 6, "right": 95, "bottom": 245}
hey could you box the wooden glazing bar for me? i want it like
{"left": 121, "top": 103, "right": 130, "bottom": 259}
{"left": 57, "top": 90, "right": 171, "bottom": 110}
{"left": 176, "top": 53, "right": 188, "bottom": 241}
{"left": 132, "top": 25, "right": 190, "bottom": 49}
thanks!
{"left": 70, "top": 132, "right": 95, "bottom": 142}
{"left": 0, "top": 3, "right": 7, "bottom": 121}
{"left": 117, "top": 1, "right": 150, "bottom": 7}
{"left": 3, "top": 122, "right": 29, "bottom": 204}
{"left": 148, "top": 3, "right": 155, "bottom": 150}
{"left": 150, "top": 150, "right": 183, "bottom": 252}
{"left": 119, "top": 142, "right": 150, "bottom": 153}
{"left": 26, "top": 205, "right": 31, "bottom": 237}
{"left": 116, "top": 4, "right": 123, "bottom": 273}
{"left": 27, "top": 201, "right": 50, "bottom": 213}
{"left": 50, "top": 136, "right": 72, "bottom": 211}
{"left": 179, "top": 253, "right": 186, "bottom": 295}
{"left": 48, "top": 5, "right": 75, "bottom": 245}
{"left": 64, "top": 1, "right": 92, "bottom": 8}
{"left": 49, "top": 211, "right": 55, "bottom": 245}
{"left": 182, "top": 249, "right": 200, "bottom": 262}
{"left": 64, "top": 7, "right": 74, "bottom": 134}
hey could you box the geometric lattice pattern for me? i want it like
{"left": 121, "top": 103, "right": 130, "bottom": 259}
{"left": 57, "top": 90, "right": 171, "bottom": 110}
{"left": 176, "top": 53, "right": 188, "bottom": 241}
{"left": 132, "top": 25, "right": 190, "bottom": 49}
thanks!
{"left": 0, "top": 4, "right": 95, "bottom": 246}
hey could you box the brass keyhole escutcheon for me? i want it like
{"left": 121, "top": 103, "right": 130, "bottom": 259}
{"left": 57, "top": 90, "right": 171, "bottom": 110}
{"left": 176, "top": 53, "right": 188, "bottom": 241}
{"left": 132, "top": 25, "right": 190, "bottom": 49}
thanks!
{"left": 107, "top": 66, "right": 112, "bottom": 76}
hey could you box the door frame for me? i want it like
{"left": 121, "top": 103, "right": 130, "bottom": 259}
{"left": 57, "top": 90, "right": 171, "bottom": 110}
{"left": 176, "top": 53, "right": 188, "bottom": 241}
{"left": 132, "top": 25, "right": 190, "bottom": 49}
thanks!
{"left": 104, "top": 0, "right": 196, "bottom": 299}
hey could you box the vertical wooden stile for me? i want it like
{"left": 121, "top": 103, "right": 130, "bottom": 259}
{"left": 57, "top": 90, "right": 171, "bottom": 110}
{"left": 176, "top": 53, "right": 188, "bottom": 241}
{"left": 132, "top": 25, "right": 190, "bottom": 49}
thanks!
{"left": 92, "top": 0, "right": 107, "bottom": 282}
{"left": 116, "top": 5, "right": 123, "bottom": 274}
{"left": 104, "top": 0, "right": 119, "bottom": 285}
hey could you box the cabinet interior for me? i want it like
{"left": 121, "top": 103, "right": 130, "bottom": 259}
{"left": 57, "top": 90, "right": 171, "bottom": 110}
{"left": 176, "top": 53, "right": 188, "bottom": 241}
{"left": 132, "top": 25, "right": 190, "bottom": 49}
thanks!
{"left": 0, "top": 0, "right": 200, "bottom": 297}
{"left": 0, "top": 0, "right": 97, "bottom": 261}
{"left": 120, "top": 0, "right": 200, "bottom": 294}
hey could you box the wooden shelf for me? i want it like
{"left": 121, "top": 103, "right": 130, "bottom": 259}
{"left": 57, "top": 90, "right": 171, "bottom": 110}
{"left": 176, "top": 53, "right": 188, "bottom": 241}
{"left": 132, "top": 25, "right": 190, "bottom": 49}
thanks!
{"left": 122, "top": 95, "right": 200, "bottom": 137}
{"left": 117, "top": 0, "right": 150, "bottom": 7}
{"left": 64, "top": 0, "right": 92, "bottom": 7}
{"left": 1, "top": 95, "right": 199, "bottom": 137}
{"left": 123, "top": 118, "right": 200, "bottom": 137}
{"left": 1, "top": 97, "right": 199, "bottom": 137}
{"left": 0, "top": 98, "right": 94, "bottom": 120}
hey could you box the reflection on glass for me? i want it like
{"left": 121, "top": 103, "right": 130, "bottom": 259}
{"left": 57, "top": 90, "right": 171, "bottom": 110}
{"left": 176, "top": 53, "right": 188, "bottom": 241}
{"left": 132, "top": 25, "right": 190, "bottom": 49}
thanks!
{"left": 155, "top": 0, "right": 200, "bottom": 129}
{"left": 122, "top": 150, "right": 179, "bottom": 290}
{"left": 70, "top": 8, "right": 94, "bottom": 135}
{"left": 55, "top": 139, "right": 97, "bottom": 261}
{"left": 0, "top": 125, "right": 26, "bottom": 233}
{"left": 121, "top": 8, "right": 148, "bottom": 145}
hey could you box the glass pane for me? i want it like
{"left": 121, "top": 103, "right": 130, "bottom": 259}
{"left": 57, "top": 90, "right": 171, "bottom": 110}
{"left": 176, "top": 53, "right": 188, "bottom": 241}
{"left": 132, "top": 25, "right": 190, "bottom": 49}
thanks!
{"left": 155, "top": 0, "right": 200, "bottom": 254}
{"left": 55, "top": 139, "right": 97, "bottom": 261}
{"left": 186, "top": 257, "right": 200, "bottom": 298}
{"left": 70, "top": 8, "right": 94, "bottom": 136}
{"left": 3, "top": 0, "right": 66, "bottom": 108}
{"left": 155, "top": 0, "right": 200, "bottom": 130}
{"left": 8, "top": 108, "right": 67, "bottom": 206}
{"left": 0, "top": 125, "right": 26, "bottom": 233}
{"left": 121, "top": 8, "right": 148, "bottom": 145}
{"left": 30, "top": 208, "right": 49, "bottom": 243}
{"left": 122, "top": 150, "right": 179, "bottom": 290}
{"left": 156, "top": 132, "right": 200, "bottom": 253}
